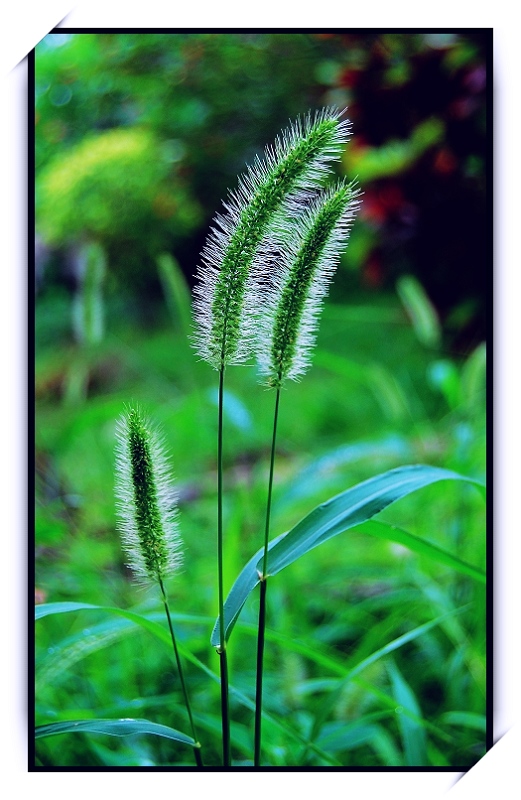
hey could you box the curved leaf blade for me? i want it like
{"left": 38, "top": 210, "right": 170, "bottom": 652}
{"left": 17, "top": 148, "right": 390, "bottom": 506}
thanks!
{"left": 212, "top": 464, "right": 485, "bottom": 646}
{"left": 35, "top": 602, "right": 175, "bottom": 647}
{"left": 266, "top": 465, "right": 484, "bottom": 575}
{"left": 34, "top": 602, "right": 341, "bottom": 764}
{"left": 36, "top": 601, "right": 109, "bottom": 620}
{"left": 353, "top": 520, "right": 485, "bottom": 583}
{"left": 387, "top": 660, "right": 428, "bottom": 765}
{"left": 300, "top": 605, "right": 467, "bottom": 759}
{"left": 35, "top": 601, "right": 213, "bottom": 628}
{"left": 35, "top": 718, "right": 196, "bottom": 746}
{"left": 439, "top": 711, "right": 486, "bottom": 732}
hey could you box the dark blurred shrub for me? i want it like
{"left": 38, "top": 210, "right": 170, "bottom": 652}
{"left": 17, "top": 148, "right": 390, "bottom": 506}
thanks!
{"left": 35, "top": 33, "right": 330, "bottom": 295}
{"left": 36, "top": 127, "right": 203, "bottom": 287}
{"left": 35, "top": 31, "right": 488, "bottom": 346}
{"left": 318, "top": 32, "right": 488, "bottom": 348}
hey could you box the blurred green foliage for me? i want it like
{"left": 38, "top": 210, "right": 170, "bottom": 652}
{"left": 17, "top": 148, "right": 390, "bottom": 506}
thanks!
{"left": 36, "top": 126, "right": 202, "bottom": 285}
{"left": 38, "top": 127, "right": 201, "bottom": 242}
{"left": 35, "top": 284, "right": 486, "bottom": 767}
{"left": 35, "top": 31, "right": 488, "bottom": 346}
{"left": 34, "top": 31, "right": 488, "bottom": 768}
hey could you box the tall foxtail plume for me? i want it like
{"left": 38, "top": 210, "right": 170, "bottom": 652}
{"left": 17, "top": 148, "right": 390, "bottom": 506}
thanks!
{"left": 256, "top": 179, "right": 361, "bottom": 388}
{"left": 192, "top": 108, "right": 352, "bottom": 371}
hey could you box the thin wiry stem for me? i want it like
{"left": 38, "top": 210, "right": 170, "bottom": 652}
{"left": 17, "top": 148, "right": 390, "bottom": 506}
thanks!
{"left": 217, "top": 367, "right": 231, "bottom": 766}
{"left": 254, "top": 385, "right": 281, "bottom": 767}
{"left": 192, "top": 110, "right": 359, "bottom": 770}
{"left": 261, "top": 387, "right": 281, "bottom": 578}
{"left": 254, "top": 579, "right": 268, "bottom": 767}
{"left": 252, "top": 182, "right": 360, "bottom": 767}
{"left": 159, "top": 577, "right": 203, "bottom": 768}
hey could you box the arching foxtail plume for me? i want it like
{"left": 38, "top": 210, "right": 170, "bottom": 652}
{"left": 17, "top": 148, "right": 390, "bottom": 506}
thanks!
{"left": 192, "top": 108, "right": 353, "bottom": 371}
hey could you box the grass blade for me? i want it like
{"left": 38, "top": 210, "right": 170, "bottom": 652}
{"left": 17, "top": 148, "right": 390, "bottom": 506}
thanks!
{"left": 156, "top": 252, "right": 193, "bottom": 338}
{"left": 35, "top": 602, "right": 341, "bottom": 765}
{"left": 396, "top": 274, "right": 441, "bottom": 348}
{"left": 315, "top": 714, "right": 392, "bottom": 754}
{"left": 275, "top": 434, "right": 412, "bottom": 511}
{"left": 35, "top": 717, "right": 196, "bottom": 746}
{"left": 299, "top": 605, "right": 468, "bottom": 761}
{"left": 387, "top": 659, "right": 428, "bottom": 765}
{"left": 212, "top": 465, "right": 485, "bottom": 645}
{"left": 36, "top": 616, "right": 138, "bottom": 691}
{"left": 353, "top": 519, "right": 485, "bottom": 583}
{"left": 440, "top": 712, "right": 486, "bottom": 732}
{"left": 36, "top": 602, "right": 179, "bottom": 643}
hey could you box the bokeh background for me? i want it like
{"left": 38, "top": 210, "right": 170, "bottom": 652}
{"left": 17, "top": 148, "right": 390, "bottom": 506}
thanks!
{"left": 35, "top": 31, "right": 488, "bottom": 768}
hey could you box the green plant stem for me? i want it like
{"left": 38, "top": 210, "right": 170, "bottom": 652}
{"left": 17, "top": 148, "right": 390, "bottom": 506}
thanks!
{"left": 159, "top": 577, "right": 203, "bottom": 768}
{"left": 254, "top": 578, "right": 268, "bottom": 767}
{"left": 217, "top": 366, "right": 231, "bottom": 767}
{"left": 254, "top": 385, "right": 281, "bottom": 767}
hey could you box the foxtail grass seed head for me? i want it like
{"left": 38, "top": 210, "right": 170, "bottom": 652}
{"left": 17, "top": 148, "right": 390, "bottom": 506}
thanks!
{"left": 257, "top": 179, "right": 361, "bottom": 388}
{"left": 193, "top": 108, "right": 352, "bottom": 371}
{"left": 115, "top": 406, "right": 182, "bottom": 584}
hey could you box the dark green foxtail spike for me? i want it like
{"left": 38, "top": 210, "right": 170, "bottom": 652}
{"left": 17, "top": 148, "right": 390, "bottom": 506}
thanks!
{"left": 257, "top": 179, "right": 361, "bottom": 388}
{"left": 115, "top": 406, "right": 182, "bottom": 584}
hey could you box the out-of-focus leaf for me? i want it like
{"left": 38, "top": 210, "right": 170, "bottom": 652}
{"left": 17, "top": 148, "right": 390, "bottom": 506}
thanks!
{"left": 344, "top": 118, "right": 444, "bottom": 181}
{"left": 35, "top": 717, "right": 196, "bottom": 746}
{"left": 354, "top": 519, "right": 485, "bottom": 583}
{"left": 156, "top": 252, "right": 193, "bottom": 338}
{"left": 276, "top": 435, "right": 412, "bottom": 511}
{"left": 208, "top": 387, "right": 252, "bottom": 432}
{"left": 316, "top": 718, "right": 389, "bottom": 753}
{"left": 315, "top": 350, "right": 411, "bottom": 422}
{"left": 440, "top": 711, "right": 486, "bottom": 732}
{"left": 397, "top": 274, "right": 441, "bottom": 349}
{"left": 427, "top": 359, "right": 461, "bottom": 409}
{"left": 461, "top": 343, "right": 486, "bottom": 414}
{"left": 388, "top": 660, "right": 428, "bottom": 766}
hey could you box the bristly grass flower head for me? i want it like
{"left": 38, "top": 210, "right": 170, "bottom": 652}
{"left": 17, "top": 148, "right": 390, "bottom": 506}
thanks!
{"left": 257, "top": 179, "right": 361, "bottom": 388}
{"left": 115, "top": 406, "right": 182, "bottom": 585}
{"left": 192, "top": 108, "right": 352, "bottom": 371}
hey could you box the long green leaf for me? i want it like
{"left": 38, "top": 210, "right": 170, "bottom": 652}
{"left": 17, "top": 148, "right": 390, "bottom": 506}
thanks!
{"left": 276, "top": 434, "right": 413, "bottom": 511}
{"left": 36, "top": 616, "right": 138, "bottom": 691}
{"left": 440, "top": 711, "right": 486, "bottom": 732}
{"left": 35, "top": 602, "right": 341, "bottom": 765}
{"left": 396, "top": 274, "right": 441, "bottom": 348}
{"left": 35, "top": 602, "right": 210, "bottom": 627}
{"left": 299, "top": 604, "right": 467, "bottom": 761}
{"left": 35, "top": 718, "right": 195, "bottom": 746}
{"left": 156, "top": 252, "right": 193, "bottom": 338}
{"left": 315, "top": 715, "right": 391, "bottom": 754}
{"left": 36, "top": 600, "right": 460, "bottom": 748}
{"left": 36, "top": 601, "right": 102, "bottom": 620}
{"left": 353, "top": 519, "right": 485, "bottom": 583}
{"left": 212, "top": 464, "right": 485, "bottom": 646}
{"left": 387, "top": 660, "right": 428, "bottom": 766}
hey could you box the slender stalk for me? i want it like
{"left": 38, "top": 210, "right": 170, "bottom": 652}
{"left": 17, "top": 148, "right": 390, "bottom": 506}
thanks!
{"left": 261, "top": 387, "right": 281, "bottom": 578}
{"left": 159, "top": 577, "right": 203, "bottom": 768}
{"left": 254, "top": 386, "right": 281, "bottom": 767}
{"left": 217, "top": 367, "right": 231, "bottom": 766}
{"left": 254, "top": 579, "right": 268, "bottom": 767}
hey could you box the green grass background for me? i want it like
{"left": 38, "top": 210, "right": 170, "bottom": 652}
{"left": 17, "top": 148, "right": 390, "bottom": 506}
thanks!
{"left": 35, "top": 279, "right": 486, "bottom": 767}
